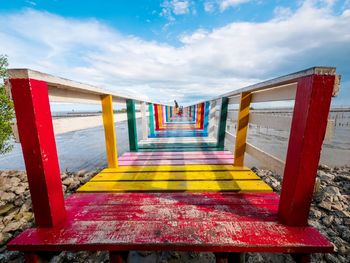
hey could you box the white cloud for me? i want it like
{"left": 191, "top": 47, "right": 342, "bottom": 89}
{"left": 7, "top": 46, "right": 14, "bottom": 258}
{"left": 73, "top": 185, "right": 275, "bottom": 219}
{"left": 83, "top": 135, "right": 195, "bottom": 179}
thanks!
{"left": 219, "top": 0, "right": 251, "bottom": 11}
{"left": 1, "top": 2, "right": 350, "bottom": 105}
{"left": 204, "top": 1, "right": 215, "bottom": 13}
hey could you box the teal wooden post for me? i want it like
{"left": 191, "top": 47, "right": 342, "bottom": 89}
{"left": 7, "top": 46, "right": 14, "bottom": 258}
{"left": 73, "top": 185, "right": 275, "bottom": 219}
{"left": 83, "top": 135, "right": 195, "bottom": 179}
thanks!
{"left": 148, "top": 103, "right": 155, "bottom": 137}
{"left": 126, "top": 99, "right": 138, "bottom": 152}
{"left": 217, "top": 97, "right": 228, "bottom": 149}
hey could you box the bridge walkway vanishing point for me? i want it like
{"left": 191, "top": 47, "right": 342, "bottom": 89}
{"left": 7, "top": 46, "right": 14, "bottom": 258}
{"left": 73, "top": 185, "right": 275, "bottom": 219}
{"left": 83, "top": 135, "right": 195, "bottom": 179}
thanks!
{"left": 5, "top": 67, "right": 340, "bottom": 262}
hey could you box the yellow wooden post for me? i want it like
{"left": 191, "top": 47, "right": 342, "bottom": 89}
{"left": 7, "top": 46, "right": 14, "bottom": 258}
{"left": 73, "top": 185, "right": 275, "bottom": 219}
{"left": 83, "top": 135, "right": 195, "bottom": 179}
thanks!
{"left": 234, "top": 92, "right": 252, "bottom": 167}
{"left": 101, "top": 95, "right": 118, "bottom": 168}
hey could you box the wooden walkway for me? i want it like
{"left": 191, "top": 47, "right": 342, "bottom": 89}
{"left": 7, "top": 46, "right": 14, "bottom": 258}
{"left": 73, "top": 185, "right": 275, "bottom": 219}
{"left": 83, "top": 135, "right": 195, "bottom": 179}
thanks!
{"left": 78, "top": 151, "right": 272, "bottom": 192}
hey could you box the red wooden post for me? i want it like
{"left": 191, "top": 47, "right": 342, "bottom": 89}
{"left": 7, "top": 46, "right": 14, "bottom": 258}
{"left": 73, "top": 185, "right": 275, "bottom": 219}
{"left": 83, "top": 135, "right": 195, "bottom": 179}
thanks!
{"left": 10, "top": 78, "right": 66, "bottom": 227}
{"left": 278, "top": 74, "right": 335, "bottom": 226}
{"left": 24, "top": 253, "right": 42, "bottom": 263}
{"left": 109, "top": 252, "right": 127, "bottom": 263}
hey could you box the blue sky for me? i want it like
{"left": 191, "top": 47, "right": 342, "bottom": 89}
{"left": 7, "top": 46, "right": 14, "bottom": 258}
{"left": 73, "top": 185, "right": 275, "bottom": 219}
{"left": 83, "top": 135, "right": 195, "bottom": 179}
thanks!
{"left": 0, "top": 0, "right": 349, "bottom": 106}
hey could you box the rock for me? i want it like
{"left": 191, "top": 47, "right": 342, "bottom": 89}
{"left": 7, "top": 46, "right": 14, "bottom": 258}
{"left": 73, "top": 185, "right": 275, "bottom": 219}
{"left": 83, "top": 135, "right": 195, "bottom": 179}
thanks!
{"left": 3, "top": 221, "right": 23, "bottom": 233}
{"left": 62, "top": 177, "right": 75, "bottom": 186}
{"left": 14, "top": 186, "right": 26, "bottom": 195}
{"left": 1, "top": 192, "right": 16, "bottom": 202}
{"left": 322, "top": 215, "right": 334, "bottom": 227}
{"left": 3, "top": 208, "right": 20, "bottom": 225}
{"left": 0, "top": 232, "right": 12, "bottom": 246}
{"left": 340, "top": 229, "right": 350, "bottom": 243}
{"left": 310, "top": 208, "right": 322, "bottom": 219}
{"left": 318, "top": 200, "right": 333, "bottom": 211}
{"left": 9, "top": 177, "right": 21, "bottom": 186}
{"left": 20, "top": 199, "right": 32, "bottom": 213}
{"left": 0, "top": 204, "right": 14, "bottom": 216}
{"left": 318, "top": 170, "right": 335, "bottom": 181}
{"left": 324, "top": 186, "right": 341, "bottom": 196}
{"left": 68, "top": 180, "right": 80, "bottom": 191}
{"left": 14, "top": 211, "right": 33, "bottom": 222}
{"left": 325, "top": 253, "right": 340, "bottom": 263}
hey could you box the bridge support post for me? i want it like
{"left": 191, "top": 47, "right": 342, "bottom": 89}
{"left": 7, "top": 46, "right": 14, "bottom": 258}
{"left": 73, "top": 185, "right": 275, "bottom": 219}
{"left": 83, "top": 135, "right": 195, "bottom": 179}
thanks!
{"left": 217, "top": 97, "right": 229, "bottom": 149}
{"left": 234, "top": 92, "right": 252, "bottom": 166}
{"left": 141, "top": 101, "right": 148, "bottom": 140}
{"left": 101, "top": 95, "right": 118, "bottom": 168}
{"left": 148, "top": 103, "right": 155, "bottom": 137}
{"left": 126, "top": 99, "right": 138, "bottom": 152}
{"left": 9, "top": 78, "right": 66, "bottom": 227}
{"left": 278, "top": 74, "right": 335, "bottom": 226}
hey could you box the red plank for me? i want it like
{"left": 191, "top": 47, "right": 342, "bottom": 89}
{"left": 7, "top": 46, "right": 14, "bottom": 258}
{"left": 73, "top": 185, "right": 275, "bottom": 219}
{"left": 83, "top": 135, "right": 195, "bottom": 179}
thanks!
{"left": 8, "top": 221, "right": 333, "bottom": 253}
{"left": 278, "top": 75, "right": 335, "bottom": 226}
{"left": 7, "top": 193, "right": 333, "bottom": 253}
{"left": 10, "top": 78, "right": 66, "bottom": 227}
{"left": 118, "top": 159, "right": 234, "bottom": 166}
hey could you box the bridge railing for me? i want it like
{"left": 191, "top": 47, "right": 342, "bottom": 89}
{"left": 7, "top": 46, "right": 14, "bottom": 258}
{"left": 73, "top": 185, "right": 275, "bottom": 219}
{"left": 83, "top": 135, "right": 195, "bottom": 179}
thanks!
{"left": 6, "top": 69, "right": 165, "bottom": 168}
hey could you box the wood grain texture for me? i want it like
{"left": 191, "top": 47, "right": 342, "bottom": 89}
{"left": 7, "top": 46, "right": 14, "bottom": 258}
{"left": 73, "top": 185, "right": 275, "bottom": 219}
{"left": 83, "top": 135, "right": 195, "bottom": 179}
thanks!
{"left": 8, "top": 192, "right": 333, "bottom": 253}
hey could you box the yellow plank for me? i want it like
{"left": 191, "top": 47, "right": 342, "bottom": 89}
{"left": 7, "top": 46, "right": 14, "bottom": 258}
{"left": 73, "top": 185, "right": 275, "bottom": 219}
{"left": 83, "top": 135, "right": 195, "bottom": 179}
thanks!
{"left": 101, "top": 95, "right": 118, "bottom": 168}
{"left": 102, "top": 165, "right": 251, "bottom": 173}
{"left": 234, "top": 92, "right": 252, "bottom": 167}
{"left": 77, "top": 180, "right": 273, "bottom": 192}
{"left": 91, "top": 170, "right": 260, "bottom": 181}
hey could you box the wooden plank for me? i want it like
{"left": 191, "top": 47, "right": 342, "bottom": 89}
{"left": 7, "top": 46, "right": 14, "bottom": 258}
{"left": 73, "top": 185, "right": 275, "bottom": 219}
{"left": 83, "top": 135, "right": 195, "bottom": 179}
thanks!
{"left": 101, "top": 95, "right": 118, "bottom": 168}
{"left": 8, "top": 220, "right": 333, "bottom": 253}
{"left": 234, "top": 92, "right": 252, "bottom": 166}
{"left": 118, "top": 154, "right": 233, "bottom": 161}
{"left": 102, "top": 165, "right": 251, "bottom": 172}
{"left": 8, "top": 69, "right": 163, "bottom": 105}
{"left": 91, "top": 170, "right": 260, "bottom": 181}
{"left": 64, "top": 192, "right": 280, "bottom": 206}
{"left": 189, "top": 67, "right": 337, "bottom": 105}
{"left": 117, "top": 159, "right": 234, "bottom": 166}
{"left": 217, "top": 97, "right": 229, "bottom": 148}
{"left": 126, "top": 99, "right": 138, "bottom": 152}
{"left": 8, "top": 192, "right": 333, "bottom": 253}
{"left": 121, "top": 151, "right": 232, "bottom": 156}
{"left": 278, "top": 74, "right": 335, "bottom": 226}
{"left": 9, "top": 78, "right": 66, "bottom": 227}
{"left": 251, "top": 82, "right": 297, "bottom": 102}
{"left": 78, "top": 180, "right": 272, "bottom": 192}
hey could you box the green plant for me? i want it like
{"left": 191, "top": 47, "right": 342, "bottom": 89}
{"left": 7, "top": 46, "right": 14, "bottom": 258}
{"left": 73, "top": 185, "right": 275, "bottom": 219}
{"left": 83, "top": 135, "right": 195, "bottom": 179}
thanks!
{"left": 0, "top": 55, "right": 14, "bottom": 154}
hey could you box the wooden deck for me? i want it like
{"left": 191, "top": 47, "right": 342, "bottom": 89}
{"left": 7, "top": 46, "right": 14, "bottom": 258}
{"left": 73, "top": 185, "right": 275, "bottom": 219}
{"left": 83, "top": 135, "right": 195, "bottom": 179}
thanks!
{"left": 8, "top": 192, "right": 333, "bottom": 253}
{"left": 78, "top": 151, "right": 272, "bottom": 192}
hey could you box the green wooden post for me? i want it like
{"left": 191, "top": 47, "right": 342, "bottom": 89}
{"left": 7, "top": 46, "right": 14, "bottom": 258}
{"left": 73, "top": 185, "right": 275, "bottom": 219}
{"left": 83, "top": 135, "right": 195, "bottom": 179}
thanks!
{"left": 217, "top": 97, "right": 228, "bottom": 149}
{"left": 126, "top": 99, "right": 138, "bottom": 152}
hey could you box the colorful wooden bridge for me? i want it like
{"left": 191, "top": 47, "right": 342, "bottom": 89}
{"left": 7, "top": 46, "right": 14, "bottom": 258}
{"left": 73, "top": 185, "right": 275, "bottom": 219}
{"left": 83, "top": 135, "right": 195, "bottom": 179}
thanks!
{"left": 5, "top": 67, "right": 340, "bottom": 262}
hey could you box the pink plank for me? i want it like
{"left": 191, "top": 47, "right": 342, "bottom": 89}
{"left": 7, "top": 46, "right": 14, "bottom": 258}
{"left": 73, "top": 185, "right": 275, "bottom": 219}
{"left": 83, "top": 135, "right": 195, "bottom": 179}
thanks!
{"left": 118, "top": 154, "right": 234, "bottom": 161}
{"left": 118, "top": 159, "right": 234, "bottom": 166}
{"left": 122, "top": 151, "right": 232, "bottom": 156}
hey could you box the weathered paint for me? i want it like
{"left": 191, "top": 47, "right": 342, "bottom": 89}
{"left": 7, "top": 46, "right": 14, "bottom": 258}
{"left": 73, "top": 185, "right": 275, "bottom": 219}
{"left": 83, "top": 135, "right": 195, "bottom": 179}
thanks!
{"left": 9, "top": 78, "right": 66, "bottom": 227}
{"left": 101, "top": 95, "right": 118, "bottom": 168}
{"left": 126, "top": 99, "right": 138, "bottom": 152}
{"left": 8, "top": 192, "right": 333, "bottom": 253}
{"left": 278, "top": 75, "right": 335, "bottom": 226}
{"left": 234, "top": 92, "right": 252, "bottom": 167}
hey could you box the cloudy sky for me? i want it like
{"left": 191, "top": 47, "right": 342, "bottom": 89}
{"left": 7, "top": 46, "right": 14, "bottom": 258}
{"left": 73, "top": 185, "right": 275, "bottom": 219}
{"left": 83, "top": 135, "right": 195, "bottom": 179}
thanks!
{"left": 0, "top": 0, "right": 349, "bottom": 106}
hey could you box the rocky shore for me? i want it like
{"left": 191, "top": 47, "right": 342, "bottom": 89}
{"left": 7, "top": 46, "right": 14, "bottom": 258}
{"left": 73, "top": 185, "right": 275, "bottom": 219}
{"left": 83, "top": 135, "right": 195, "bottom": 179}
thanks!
{"left": 0, "top": 166, "right": 349, "bottom": 263}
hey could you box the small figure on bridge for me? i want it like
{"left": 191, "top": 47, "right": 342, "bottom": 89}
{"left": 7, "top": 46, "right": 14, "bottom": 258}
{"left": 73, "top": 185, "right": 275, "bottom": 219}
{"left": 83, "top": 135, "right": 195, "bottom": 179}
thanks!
{"left": 174, "top": 100, "right": 179, "bottom": 115}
